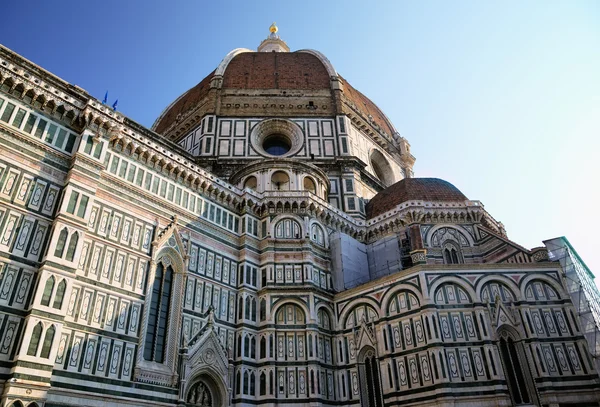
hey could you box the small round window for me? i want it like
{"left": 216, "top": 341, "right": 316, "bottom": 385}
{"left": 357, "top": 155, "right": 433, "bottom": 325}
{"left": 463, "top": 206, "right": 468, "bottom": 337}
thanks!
{"left": 263, "top": 134, "right": 291, "bottom": 156}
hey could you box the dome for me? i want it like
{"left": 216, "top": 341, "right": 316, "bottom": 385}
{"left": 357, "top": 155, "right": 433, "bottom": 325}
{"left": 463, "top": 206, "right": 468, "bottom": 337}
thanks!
{"left": 152, "top": 49, "right": 397, "bottom": 140}
{"left": 366, "top": 178, "right": 468, "bottom": 219}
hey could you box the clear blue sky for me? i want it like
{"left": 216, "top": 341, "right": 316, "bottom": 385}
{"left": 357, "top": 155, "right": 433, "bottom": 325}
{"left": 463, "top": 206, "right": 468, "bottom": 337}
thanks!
{"left": 2, "top": 1, "right": 599, "bottom": 276}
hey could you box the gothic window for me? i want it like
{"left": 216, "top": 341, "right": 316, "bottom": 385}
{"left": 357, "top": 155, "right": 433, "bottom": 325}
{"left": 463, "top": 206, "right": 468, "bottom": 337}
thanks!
{"left": 250, "top": 336, "right": 256, "bottom": 359}
{"left": 269, "top": 371, "right": 274, "bottom": 395}
{"left": 259, "top": 372, "right": 266, "bottom": 395}
{"left": 54, "top": 228, "right": 68, "bottom": 257}
{"left": 317, "top": 309, "right": 332, "bottom": 330}
{"left": 52, "top": 279, "right": 66, "bottom": 309}
{"left": 251, "top": 298, "right": 257, "bottom": 322}
{"left": 260, "top": 337, "right": 266, "bottom": 359}
{"left": 243, "top": 371, "right": 249, "bottom": 394}
{"left": 269, "top": 335, "right": 274, "bottom": 358}
{"left": 238, "top": 297, "right": 243, "bottom": 321}
{"left": 244, "top": 335, "right": 250, "bottom": 357}
{"left": 143, "top": 261, "right": 173, "bottom": 363}
{"left": 259, "top": 299, "right": 266, "bottom": 321}
{"left": 235, "top": 371, "right": 241, "bottom": 394}
{"left": 359, "top": 346, "right": 383, "bottom": 407}
{"left": 40, "top": 276, "right": 55, "bottom": 306}
{"left": 274, "top": 218, "right": 301, "bottom": 239}
{"left": 261, "top": 269, "right": 267, "bottom": 287}
{"left": 311, "top": 223, "right": 325, "bottom": 247}
{"left": 250, "top": 372, "right": 256, "bottom": 395}
{"left": 65, "top": 231, "right": 79, "bottom": 261}
{"left": 498, "top": 329, "right": 538, "bottom": 406}
{"left": 244, "top": 297, "right": 251, "bottom": 320}
{"left": 442, "top": 241, "right": 462, "bottom": 264}
{"left": 27, "top": 322, "right": 43, "bottom": 356}
{"left": 187, "top": 381, "right": 212, "bottom": 406}
{"left": 40, "top": 325, "right": 55, "bottom": 358}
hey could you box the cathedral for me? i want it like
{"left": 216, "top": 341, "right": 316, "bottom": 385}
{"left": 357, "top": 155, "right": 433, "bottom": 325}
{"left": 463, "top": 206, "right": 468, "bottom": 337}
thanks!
{"left": 0, "top": 24, "right": 599, "bottom": 407}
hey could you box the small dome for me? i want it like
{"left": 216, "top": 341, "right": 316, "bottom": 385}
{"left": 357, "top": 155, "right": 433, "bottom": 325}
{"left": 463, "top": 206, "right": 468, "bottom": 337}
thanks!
{"left": 366, "top": 178, "right": 468, "bottom": 219}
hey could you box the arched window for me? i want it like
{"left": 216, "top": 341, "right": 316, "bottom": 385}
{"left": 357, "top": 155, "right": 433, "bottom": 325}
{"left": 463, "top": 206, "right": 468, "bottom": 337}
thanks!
{"left": 317, "top": 309, "right": 332, "bottom": 330}
{"left": 235, "top": 371, "right": 241, "bottom": 394}
{"left": 244, "top": 336, "right": 250, "bottom": 357}
{"left": 370, "top": 150, "right": 395, "bottom": 187}
{"left": 52, "top": 279, "right": 66, "bottom": 309}
{"left": 244, "top": 176, "right": 257, "bottom": 190}
{"left": 249, "top": 372, "right": 256, "bottom": 395}
{"left": 269, "top": 371, "right": 274, "bottom": 395}
{"left": 27, "top": 322, "right": 43, "bottom": 356}
{"left": 243, "top": 371, "right": 249, "bottom": 394}
{"left": 40, "top": 276, "right": 55, "bottom": 306}
{"left": 250, "top": 336, "right": 256, "bottom": 359}
{"left": 275, "top": 304, "right": 306, "bottom": 324}
{"left": 260, "top": 337, "right": 266, "bottom": 359}
{"left": 303, "top": 177, "right": 316, "bottom": 194}
{"left": 269, "top": 335, "right": 274, "bottom": 358}
{"left": 498, "top": 329, "right": 538, "bottom": 406}
{"left": 143, "top": 261, "right": 173, "bottom": 363}
{"left": 271, "top": 171, "right": 290, "bottom": 191}
{"left": 40, "top": 325, "right": 55, "bottom": 358}
{"left": 54, "top": 228, "right": 68, "bottom": 258}
{"left": 442, "top": 241, "right": 462, "bottom": 264}
{"left": 251, "top": 298, "right": 257, "bottom": 322}
{"left": 311, "top": 224, "right": 325, "bottom": 247}
{"left": 274, "top": 218, "right": 301, "bottom": 239}
{"left": 260, "top": 299, "right": 266, "bottom": 321}
{"left": 259, "top": 372, "right": 266, "bottom": 395}
{"left": 65, "top": 232, "right": 79, "bottom": 261}
{"left": 245, "top": 297, "right": 251, "bottom": 320}
{"left": 358, "top": 346, "right": 383, "bottom": 407}
{"left": 238, "top": 297, "right": 243, "bottom": 321}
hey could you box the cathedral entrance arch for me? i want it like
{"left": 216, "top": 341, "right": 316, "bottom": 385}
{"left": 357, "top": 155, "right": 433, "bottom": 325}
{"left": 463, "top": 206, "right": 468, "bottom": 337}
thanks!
{"left": 185, "top": 374, "right": 225, "bottom": 407}
{"left": 357, "top": 346, "right": 383, "bottom": 407}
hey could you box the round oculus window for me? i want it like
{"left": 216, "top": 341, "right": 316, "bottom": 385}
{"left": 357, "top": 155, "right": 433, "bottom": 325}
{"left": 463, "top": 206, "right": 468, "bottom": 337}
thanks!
{"left": 263, "top": 134, "right": 291, "bottom": 156}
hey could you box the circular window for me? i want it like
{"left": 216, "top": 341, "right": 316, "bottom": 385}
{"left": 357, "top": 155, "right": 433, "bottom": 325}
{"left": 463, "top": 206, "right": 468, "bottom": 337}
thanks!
{"left": 263, "top": 134, "right": 291, "bottom": 156}
{"left": 250, "top": 119, "right": 303, "bottom": 158}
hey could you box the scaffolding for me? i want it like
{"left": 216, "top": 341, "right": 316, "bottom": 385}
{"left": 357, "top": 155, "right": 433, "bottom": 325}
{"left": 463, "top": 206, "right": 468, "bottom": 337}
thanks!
{"left": 544, "top": 236, "right": 600, "bottom": 372}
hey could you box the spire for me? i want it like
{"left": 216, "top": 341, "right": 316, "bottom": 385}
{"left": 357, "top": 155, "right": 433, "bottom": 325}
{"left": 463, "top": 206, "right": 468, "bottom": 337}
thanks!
{"left": 258, "top": 22, "right": 290, "bottom": 52}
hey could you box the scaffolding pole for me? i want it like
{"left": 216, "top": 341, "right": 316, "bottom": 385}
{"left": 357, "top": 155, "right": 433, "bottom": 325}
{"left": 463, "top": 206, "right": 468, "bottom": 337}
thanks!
{"left": 544, "top": 236, "right": 600, "bottom": 373}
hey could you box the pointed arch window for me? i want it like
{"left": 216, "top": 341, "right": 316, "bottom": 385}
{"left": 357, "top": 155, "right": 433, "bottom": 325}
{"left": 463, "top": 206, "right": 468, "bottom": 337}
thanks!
{"left": 359, "top": 347, "right": 383, "bottom": 407}
{"left": 27, "top": 322, "right": 43, "bottom": 356}
{"left": 40, "top": 325, "right": 55, "bottom": 358}
{"left": 52, "top": 279, "right": 66, "bottom": 309}
{"left": 498, "top": 329, "right": 538, "bottom": 406}
{"left": 40, "top": 276, "right": 55, "bottom": 306}
{"left": 65, "top": 232, "right": 79, "bottom": 261}
{"left": 260, "top": 337, "right": 266, "bottom": 359}
{"left": 54, "top": 228, "right": 68, "bottom": 258}
{"left": 143, "top": 261, "right": 173, "bottom": 363}
{"left": 260, "top": 372, "right": 266, "bottom": 395}
{"left": 442, "top": 242, "right": 462, "bottom": 264}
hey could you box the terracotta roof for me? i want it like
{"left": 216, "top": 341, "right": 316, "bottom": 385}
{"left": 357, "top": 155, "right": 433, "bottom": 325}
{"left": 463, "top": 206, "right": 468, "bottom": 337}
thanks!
{"left": 153, "top": 50, "right": 398, "bottom": 139}
{"left": 340, "top": 75, "right": 396, "bottom": 137}
{"left": 154, "top": 69, "right": 215, "bottom": 135}
{"left": 222, "top": 52, "right": 331, "bottom": 89}
{"left": 366, "top": 178, "right": 468, "bottom": 219}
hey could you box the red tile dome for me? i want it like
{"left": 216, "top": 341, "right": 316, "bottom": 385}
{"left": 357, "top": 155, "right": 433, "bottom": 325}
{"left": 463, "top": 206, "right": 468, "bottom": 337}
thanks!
{"left": 151, "top": 49, "right": 397, "bottom": 140}
{"left": 366, "top": 178, "right": 468, "bottom": 219}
